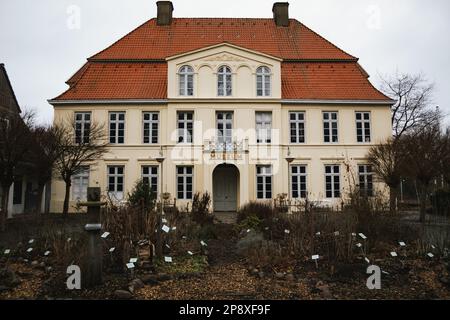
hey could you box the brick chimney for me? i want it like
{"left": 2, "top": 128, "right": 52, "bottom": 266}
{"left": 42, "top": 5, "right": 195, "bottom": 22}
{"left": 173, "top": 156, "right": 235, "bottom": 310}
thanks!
{"left": 156, "top": 1, "right": 173, "bottom": 26}
{"left": 272, "top": 2, "right": 289, "bottom": 27}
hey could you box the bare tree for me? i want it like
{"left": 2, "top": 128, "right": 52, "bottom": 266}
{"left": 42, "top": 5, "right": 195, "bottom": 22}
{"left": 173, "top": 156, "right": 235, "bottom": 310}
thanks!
{"left": 0, "top": 110, "right": 35, "bottom": 231}
{"left": 54, "top": 117, "right": 108, "bottom": 215}
{"left": 368, "top": 138, "right": 405, "bottom": 213}
{"left": 380, "top": 72, "right": 440, "bottom": 139}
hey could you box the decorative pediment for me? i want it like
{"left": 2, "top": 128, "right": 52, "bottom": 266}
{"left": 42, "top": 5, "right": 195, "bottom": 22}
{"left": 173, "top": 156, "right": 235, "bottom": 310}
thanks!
{"left": 202, "top": 53, "right": 246, "bottom": 62}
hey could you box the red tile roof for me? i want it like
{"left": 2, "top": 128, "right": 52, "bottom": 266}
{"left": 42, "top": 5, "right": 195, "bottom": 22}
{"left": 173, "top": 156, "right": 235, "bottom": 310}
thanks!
{"left": 52, "top": 18, "right": 390, "bottom": 102}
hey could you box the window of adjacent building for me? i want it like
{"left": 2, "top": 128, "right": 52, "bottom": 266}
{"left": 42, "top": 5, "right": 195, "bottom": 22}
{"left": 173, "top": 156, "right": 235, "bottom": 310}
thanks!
{"left": 179, "top": 65, "right": 194, "bottom": 96}
{"left": 75, "top": 112, "right": 91, "bottom": 144}
{"left": 323, "top": 112, "right": 338, "bottom": 143}
{"left": 177, "top": 166, "right": 193, "bottom": 200}
{"left": 177, "top": 111, "right": 194, "bottom": 143}
{"left": 142, "top": 166, "right": 158, "bottom": 195}
{"left": 256, "top": 165, "right": 272, "bottom": 199}
{"left": 72, "top": 167, "right": 89, "bottom": 201}
{"left": 256, "top": 66, "right": 271, "bottom": 96}
{"left": 109, "top": 112, "right": 125, "bottom": 144}
{"left": 356, "top": 112, "right": 371, "bottom": 143}
{"left": 256, "top": 112, "right": 272, "bottom": 143}
{"left": 290, "top": 111, "right": 305, "bottom": 143}
{"left": 358, "top": 165, "right": 374, "bottom": 197}
{"left": 143, "top": 112, "right": 159, "bottom": 144}
{"left": 107, "top": 165, "right": 124, "bottom": 200}
{"left": 217, "top": 66, "right": 232, "bottom": 96}
{"left": 291, "top": 165, "right": 307, "bottom": 199}
{"left": 216, "top": 112, "right": 233, "bottom": 144}
{"left": 12, "top": 178, "right": 23, "bottom": 205}
{"left": 325, "top": 165, "right": 340, "bottom": 198}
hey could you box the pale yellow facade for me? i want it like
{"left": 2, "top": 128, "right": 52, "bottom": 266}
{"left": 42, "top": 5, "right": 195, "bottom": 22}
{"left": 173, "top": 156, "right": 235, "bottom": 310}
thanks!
{"left": 50, "top": 44, "right": 392, "bottom": 212}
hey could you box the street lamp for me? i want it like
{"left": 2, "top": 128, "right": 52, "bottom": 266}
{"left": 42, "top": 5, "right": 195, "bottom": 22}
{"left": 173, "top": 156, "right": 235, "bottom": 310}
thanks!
{"left": 155, "top": 147, "right": 165, "bottom": 257}
{"left": 285, "top": 147, "right": 295, "bottom": 212}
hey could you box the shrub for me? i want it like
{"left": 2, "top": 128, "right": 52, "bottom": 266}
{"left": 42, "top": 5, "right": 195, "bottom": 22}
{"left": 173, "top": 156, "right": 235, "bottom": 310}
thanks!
{"left": 237, "top": 202, "right": 276, "bottom": 223}
{"left": 192, "top": 192, "right": 213, "bottom": 226}
{"left": 237, "top": 215, "right": 262, "bottom": 232}
{"left": 127, "top": 179, "right": 156, "bottom": 211}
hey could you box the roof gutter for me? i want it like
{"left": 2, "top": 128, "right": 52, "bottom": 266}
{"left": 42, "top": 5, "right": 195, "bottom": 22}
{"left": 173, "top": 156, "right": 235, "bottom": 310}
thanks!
{"left": 281, "top": 99, "right": 396, "bottom": 106}
{"left": 48, "top": 99, "right": 168, "bottom": 106}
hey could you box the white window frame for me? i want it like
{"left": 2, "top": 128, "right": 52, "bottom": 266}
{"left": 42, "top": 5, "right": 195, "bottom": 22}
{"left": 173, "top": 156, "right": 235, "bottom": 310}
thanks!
{"left": 358, "top": 165, "right": 374, "bottom": 197}
{"left": 179, "top": 65, "right": 194, "bottom": 96}
{"left": 74, "top": 112, "right": 91, "bottom": 144}
{"left": 289, "top": 111, "right": 306, "bottom": 144}
{"left": 323, "top": 112, "right": 339, "bottom": 143}
{"left": 141, "top": 166, "right": 159, "bottom": 195}
{"left": 256, "top": 112, "right": 272, "bottom": 144}
{"left": 216, "top": 111, "right": 233, "bottom": 144}
{"left": 256, "top": 66, "right": 271, "bottom": 97}
{"left": 109, "top": 112, "right": 125, "bottom": 144}
{"left": 291, "top": 165, "right": 307, "bottom": 199}
{"left": 177, "top": 111, "right": 194, "bottom": 143}
{"left": 256, "top": 165, "right": 272, "bottom": 199}
{"left": 325, "top": 165, "right": 340, "bottom": 198}
{"left": 72, "top": 166, "right": 89, "bottom": 201}
{"left": 356, "top": 112, "right": 371, "bottom": 143}
{"left": 143, "top": 112, "right": 159, "bottom": 144}
{"left": 107, "top": 165, "right": 125, "bottom": 200}
{"left": 176, "top": 166, "right": 193, "bottom": 200}
{"left": 217, "top": 66, "right": 232, "bottom": 96}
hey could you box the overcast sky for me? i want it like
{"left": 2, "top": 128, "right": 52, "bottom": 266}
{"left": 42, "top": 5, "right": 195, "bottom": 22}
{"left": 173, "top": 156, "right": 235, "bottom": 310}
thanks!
{"left": 1, "top": 0, "right": 449, "bottom": 125}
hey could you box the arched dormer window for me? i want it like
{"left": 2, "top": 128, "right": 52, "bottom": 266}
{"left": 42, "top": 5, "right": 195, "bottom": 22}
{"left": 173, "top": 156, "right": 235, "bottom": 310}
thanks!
{"left": 256, "top": 66, "right": 271, "bottom": 96}
{"left": 179, "top": 65, "right": 194, "bottom": 96}
{"left": 217, "top": 66, "right": 232, "bottom": 96}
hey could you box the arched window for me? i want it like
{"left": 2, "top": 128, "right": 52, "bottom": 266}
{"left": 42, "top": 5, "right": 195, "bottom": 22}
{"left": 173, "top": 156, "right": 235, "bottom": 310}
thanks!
{"left": 256, "top": 66, "right": 271, "bottom": 96}
{"left": 179, "top": 65, "right": 194, "bottom": 96}
{"left": 217, "top": 66, "right": 232, "bottom": 96}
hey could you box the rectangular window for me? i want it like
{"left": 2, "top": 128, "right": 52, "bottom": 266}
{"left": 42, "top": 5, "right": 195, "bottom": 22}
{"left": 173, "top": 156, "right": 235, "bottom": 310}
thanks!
{"left": 291, "top": 165, "right": 307, "bottom": 199}
{"left": 289, "top": 112, "right": 305, "bottom": 143}
{"left": 216, "top": 112, "right": 233, "bottom": 144}
{"left": 75, "top": 112, "right": 91, "bottom": 144}
{"left": 177, "top": 166, "right": 193, "bottom": 200}
{"left": 109, "top": 112, "right": 125, "bottom": 144}
{"left": 256, "top": 112, "right": 272, "bottom": 143}
{"left": 107, "top": 165, "right": 124, "bottom": 200}
{"left": 323, "top": 112, "right": 338, "bottom": 143}
{"left": 13, "top": 178, "right": 23, "bottom": 205}
{"left": 72, "top": 167, "right": 89, "bottom": 201}
{"left": 177, "top": 111, "right": 194, "bottom": 143}
{"left": 141, "top": 166, "right": 159, "bottom": 195}
{"left": 358, "top": 165, "right": 374, "bottom": 197}
{"left": 325, "top": 165, "right": 340, "bottom": 198}
{"left": 356, "top": 112, "right": 371, "bottom": 143}
{"left": 256, "top": 165, "right": 272, "bottom": 199}
{"left": 143, "top": 112, "right": 159, "bottom": 144}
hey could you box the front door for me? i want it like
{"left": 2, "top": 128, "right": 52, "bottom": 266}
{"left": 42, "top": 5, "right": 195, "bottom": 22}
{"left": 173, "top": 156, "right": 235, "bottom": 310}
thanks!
{"left": 213, "top": 165, "right": 238, "bottom": 212}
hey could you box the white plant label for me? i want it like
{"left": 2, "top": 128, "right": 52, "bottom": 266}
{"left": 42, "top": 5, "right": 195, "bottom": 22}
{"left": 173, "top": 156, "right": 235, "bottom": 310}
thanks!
{"left": 187, "top": 251, "right": 193, "bottom": 255}
{"left": 427, "top": 253, "right": 434, "bottom": 258}
{"left": 316, "top": 232, "right": 321, "bottom": 236}
{"left": 399, "top": 242, "right": 406, "bottom": 247}
{"left": 44, "top": 251, "right": 51, "bottom": 256}
{"left": 129, "top": 258, "right": 138, "bottom": 263}
{"left": 164, "top": 256, "right": 173, "bottom": 263}
{"left": 247, "top": 229, "right": 251, "bottom": 233}
{"left": 356, "top": 243, "right": 362, "bottom": 248}
{"left": 359, "top": 233, "right": 367, "bottom": 240}
{"left": 334, "top": 231, "right": 340, "bottom": 236}
{"left": 431, "top": 245, "right": 436, "bottom": 249}
{"left": 28, "top": 239, "right": 35, "bottom": 244}
{"left": 166, "top": 244, "right": 170, "bottom": 249}
{"left": 162, "top": 225, "right": 170, "bottom": 233}
{"left": 352, "top": 233, "right": 357, "bottom": 237}
{"left": 172, "top": 227, "right": 177, "bottom": 231}
{"left": 390, "top": 252, "right": 397, "bottom": 257}
{"left": 4, "top": 249, "right": 10, "bottom": 255}
{"left": 101, "top": 232, "right": 110, "bottom": 239}
{"left": 126, "top": 263, "right": 135, "bottom": 269}
{"left": 162, "top": 218, "right": 167, "bottom": 223}
{"left": 27, "top": 248, "right": 33, "bottom": 253}
{"left": 365, "top": 257, "right": 370, "bottom": 264}
{"left": 67, "top": 238, "right": 72, "bottom": 242}
{"left": 109, "top": 247, "right": 115, "bottom": 253}
{"left": 284, "top": 229, "right": 290, "bottom": 234}
{"left": 200, "top": 241, "right": 207, "bottom": 247}
{"left": 312, "top": 255, "right": 319, "bottom": 260}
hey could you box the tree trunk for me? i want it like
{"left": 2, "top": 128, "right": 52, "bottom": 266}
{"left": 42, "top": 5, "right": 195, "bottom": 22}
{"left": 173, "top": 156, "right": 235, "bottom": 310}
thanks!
{"left": 418, "top": 183, "right": 428, "bottom": 223}
{"left": 35, "top": 183, "right": 46, "bottom": 215}
{"left": 389, "top": 186, "right": 397, "bottom": 213}
{"left": 0, "top": 183, "right": 12, "bottom": 232}
{"left": 62, "top": 180, "right": 71, "bottom": 216}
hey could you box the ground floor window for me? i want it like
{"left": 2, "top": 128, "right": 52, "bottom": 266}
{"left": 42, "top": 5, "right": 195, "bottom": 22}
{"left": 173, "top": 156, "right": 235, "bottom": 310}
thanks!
{"left": 141, "top": 166, "right": 158, "bottom": 195}
{"left": 358, "top": 165, "right": 374, "bottom": 197}
{"left": 72, "top": 167, "right": 89, "bottom": 201}
{"left": 177, "top": 166, "right": 193, "bottom": 200}
{"left": 256, "top": 165, "right": 272, "bottom": 199}
{"left": 291, "top": 165, "right": 307, "bottom": 199}
{"left": 325, "top": 165, "right": 340, "bottom": 198}
{"left": 13, "top": 178, "right": 23, "bottom": 205}
{"left": 107, "top": 165, "right": 124, "bottom": 200}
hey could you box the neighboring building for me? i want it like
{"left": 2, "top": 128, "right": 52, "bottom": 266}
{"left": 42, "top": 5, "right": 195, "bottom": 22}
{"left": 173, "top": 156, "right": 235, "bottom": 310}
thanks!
{"left": 49, "top": 2, "right": 393, "bottom": 213}
{"left": 0, "top": 63, "right": 47, "bottom": 217}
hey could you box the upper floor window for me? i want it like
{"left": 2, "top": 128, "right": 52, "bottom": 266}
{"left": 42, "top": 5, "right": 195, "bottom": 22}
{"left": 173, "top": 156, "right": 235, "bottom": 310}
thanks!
{"left": 256, "top": 112, "right": 272, "bottom": 143}
{"left": 323, "top": 112, "right": 338, "bottom": 143}
{"left": 256, "top": 66, "right": 271, "bottom": 96}
{"left": 143, "top": 112, "right": 159, "bottom": 144}
{"left": 216, "top": 112, "right": 233, "bottom": 144}
{"left": 179, "top": 65, "right": 194, "bottom": 96}
{"left": 217, "top": 66, "right": 232, "bottom": 96}
{"left": 290, "top": 112, "right": 305, "bottom": 143}
{"left": 356, "top": 112, "right": 371, "bottom": 143}
{"left": 177, "top": 111, "right": 194, "bottom": 143}
{"left": 75, "top": 112, "right": 91, "bottom": 144}
{"left": 109, "top": 112, "right": 125, "bottom": 144}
